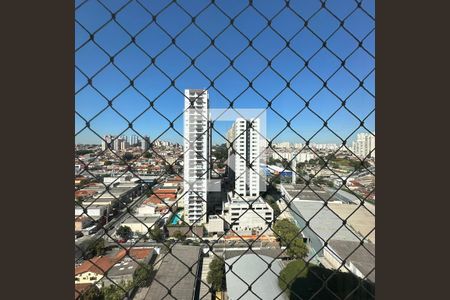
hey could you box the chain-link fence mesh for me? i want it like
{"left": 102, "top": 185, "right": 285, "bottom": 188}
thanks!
{"left": 75, "top": 0, "right": 375, "bottom": 299}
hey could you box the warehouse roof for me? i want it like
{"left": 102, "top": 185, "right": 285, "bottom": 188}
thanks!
{"left": 225, "top": 254, "right": 287, "bottom": 300}
{"left": 282, "top": 184, "right": 340, "bottom": 202}
{"left": 145, "top": 245, "right": 200, "bottom": 300}
{"left": 328, "top": 240, "right": 375, "bottom": 283}
{"left": 291, "top": 201, "right": 361, "bottom": 243}
{"left": 328, "top": 203, "right": 375, "bottom": 243}
{"left": 223, "top": 248, "right": 289, "bottom": 260}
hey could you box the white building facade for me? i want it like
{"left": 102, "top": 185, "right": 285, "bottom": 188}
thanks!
{"left": 101, "top": 135, "right": 113, "bottom": 151}
{"left": 224, "top": 118, "right": 273, "bottom": 233}
{"left": 183, "top": 89, "right": 210, "bottom": 225}
{"left": 227, "top": 118, "right": 261, "bottom": 198}
{"left": 352, "top": 133, "right": 375, "bottom": 159}
{"left": 224, "top": 193, "right": 273, "bottom": 232}
{"left": 140, "top": 135, "right": 151, "bottom": 152}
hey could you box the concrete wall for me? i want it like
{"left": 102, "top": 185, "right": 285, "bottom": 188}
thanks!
{"left": 137, "top": 205, "right": 156, "bottom": 216}
{"left": 206, "top": 217, "right": 224, "bottom": 234}
{"left": 167, "top": 225, "right": 204, "bottom": 238}
{"left": 323, "top": 246, "right": 365, "bottom": 279}
{"left": 121, "top": 220, "right": 157, "bottom": 234}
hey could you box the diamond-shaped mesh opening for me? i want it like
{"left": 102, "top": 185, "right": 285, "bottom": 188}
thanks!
{"left": 75, "top": 0, "right": 375, "bottom": 299}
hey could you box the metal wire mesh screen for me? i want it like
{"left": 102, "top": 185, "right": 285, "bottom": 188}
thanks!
{"left": 75, "top": 0, "right": 375, "bottom": 299}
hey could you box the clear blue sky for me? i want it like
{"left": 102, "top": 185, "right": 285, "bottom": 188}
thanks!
{"left": 75, "top": 0, "right": 375, "bottom": 145}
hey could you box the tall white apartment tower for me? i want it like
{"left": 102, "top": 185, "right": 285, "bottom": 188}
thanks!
{"left": 183, "top": 89, "right": 210, "bottom": 225}
{"left": 352, "top": 132, "right": 375, "bottom": 158}
{"left": 101, "top": 135, "right": 113, "bottom": 151}
{"left": 227, "top": 118, "right": 261, "bottom": 198}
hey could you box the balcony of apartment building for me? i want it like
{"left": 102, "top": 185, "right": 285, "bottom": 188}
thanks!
{"left": 187, "top": 199, "right": 203, "bottom": 205}
{"left": 191, "top": 166, "right": 205, "bottom": 172}
{"left": 188, "top": 171, "right": 203, "bottom": 178}
{"left": 189, "top": 205, "right": 204, "bottom": 212}
{"left": 188, "top": 169, "right": 204, "bottom": 175}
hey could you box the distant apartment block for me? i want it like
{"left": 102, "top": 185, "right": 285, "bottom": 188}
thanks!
{"left": 140, "top": 135, "right": 151, "bottom": 152}
{"left": 276, "top": 141, "right": 291, "bottom": 148}
{"left": 101, "top": 134, "right": 151, "bottom": 152}
{"left": 272, "top": 150, "right": 316, "bottom": 163}
{"left": 101, "top": 134, "right": 113, "bottom": 151}
{"left": 130, "top": 134, "right": 139, "bottom": 145}
{"left": 352, "top": 132, "right": 375, "bottom": 159}
{"left": 183, "top": 89, "right": 210, "bottom": 225}
{"left": 227, "top": 118, "right": 261, "bottom": 198}
{"left": 101, "top": 135, "right": 130, "bottom": 152}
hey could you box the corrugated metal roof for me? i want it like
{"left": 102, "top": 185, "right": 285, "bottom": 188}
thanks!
{"left": 225, "top": 254, "right": 287, "bottom": 300}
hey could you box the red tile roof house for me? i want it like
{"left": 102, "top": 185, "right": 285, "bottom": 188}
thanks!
{"left": 114, "top": 247, "right": 155, "bottom": 263}
{"left": 101, "top": 247, "right": 156, "bottom": 287}
{"left": 143, "top": 194, "right": 176, "bottom": 204}
{"left": 74, "top": 248, "right": 155, "bottom": 289}
{"left": 75, "top": 256, "right": 117, "bottom": 285}
{"left": 75, "top": 190, "right": 97, "bottom": 200}
{"left": 143, "top": 195, "right": 178, "bottom": 213}
{"left": 154, "top": 188, "right": 178, "bottom": 194}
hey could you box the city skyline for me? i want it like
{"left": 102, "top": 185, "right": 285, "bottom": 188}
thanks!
{"left": 74, "top": 1, "right": 375, "bottom": 299}
{"left": 75, "top": 128, "right": 375, "bottom": 146}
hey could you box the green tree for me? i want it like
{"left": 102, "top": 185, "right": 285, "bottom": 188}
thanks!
{"left": 265, "top": 194, "right": 275, "bottom": 203}
{"left": 143, "top": 151, "right": 152, "bottom": 159}
{"left": 281, "top": 158, "right": 291, "bottom": 169}
{"left": 278, "top": 259, "right": 308, "bottom": 292}
{"left": 149, "top": 227, "right": 164, "bottom": 242}
{"left": 79, "top": 179, "right": 90, "bottom": 186}
{"left": 325, "top": 153, "right": 336, "bottom": 161}
{"left": 268, "top": 157, "right": 282, "bottom": 165}
{"left": 173, "top": 230, "right": 186, "bottom": 241}
{"left": 296, "top": 177, "right": 305, "bottom": 184}
{"left": 75, "top": 197, "right": 84, "bottom": 206}
{"left": 207, "top": 256, "right": 225, "bottom": 292}
{"left": 271, "top": 175, "right": 281, "bottom": 185}
{"left": 273, "top": 219, "right": 308, "bottom": 259}
{"left": 353, "top": 160, "right": 370, "bottom": 171}
{"left": 133, "top": 265, "right": 153, "bottom": 287}
{"left": 117, "top": 226, "right": 133, "bottom": 240}
{"left": 79, "top": 285, "right": 102, "bottom": 300}
{"left": 103, "top": 160, "right": 113, "bottom": 166}
{"left": 269, "top": 202, "right": 281, "bottom": 219}
{"left": 101, "top": 281, "right": 133, "bottom": 300}
{"left": 213, "top": 143, "right": 228, "bottom": 161}
{"left": 273, "top": 219, "right": 298, "bottom": 245}
{"left": 84, "top": 238, "right": 106, "bottom": 258}
{"left": 122, "top": 152, "right": 134, "bottom": 162}
{"left": 279, "top": 261, "right": 375, "bottom": 299}
{"left": 93, "top": 238, "right": 106, "bottom": 256}
{"left": 285, "top": 236, "right": 308, "bottom": 260}
{"left": 76, "top": 149, "right": 94, "bottom": 156}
